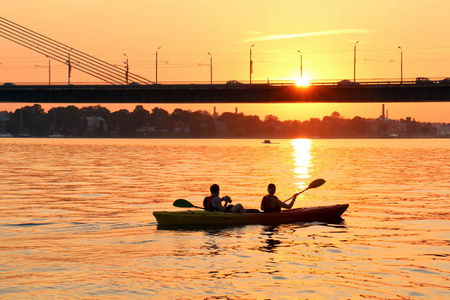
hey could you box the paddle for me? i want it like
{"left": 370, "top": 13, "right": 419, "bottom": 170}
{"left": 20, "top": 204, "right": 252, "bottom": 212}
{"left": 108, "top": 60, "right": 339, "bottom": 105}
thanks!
{"left": 173, "top": 199, "right": 205, "bottom": 209}
{"left": 283, "top": 178, "right": 326, "bottom": 203}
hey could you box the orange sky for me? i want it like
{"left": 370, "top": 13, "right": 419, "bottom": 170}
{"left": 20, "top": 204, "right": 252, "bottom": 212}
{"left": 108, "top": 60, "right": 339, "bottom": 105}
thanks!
{"left": 1, "top": 1, "right": 450, "bottom": 122}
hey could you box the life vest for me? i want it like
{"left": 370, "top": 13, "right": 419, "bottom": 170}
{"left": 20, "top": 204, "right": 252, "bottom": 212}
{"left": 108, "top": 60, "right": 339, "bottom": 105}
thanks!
{"left": 262, "top": 195, "right": 281, "bottom": 213}
{"left": 204, "top": 195, "right": 228, "bottom": 212}
{"left": 203, "top": 196, "right": 213, "bottom": 211}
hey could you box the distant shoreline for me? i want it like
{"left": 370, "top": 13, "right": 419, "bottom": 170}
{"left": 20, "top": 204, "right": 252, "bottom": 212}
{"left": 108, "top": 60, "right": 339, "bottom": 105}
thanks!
{"left": 1, "top": 136, "right": 449, "bottom": 140}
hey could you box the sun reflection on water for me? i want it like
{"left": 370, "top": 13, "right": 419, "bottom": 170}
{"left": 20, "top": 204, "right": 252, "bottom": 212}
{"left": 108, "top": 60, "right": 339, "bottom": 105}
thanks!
{"left": 291, "top": 139, "right": 313, "bottom": 189}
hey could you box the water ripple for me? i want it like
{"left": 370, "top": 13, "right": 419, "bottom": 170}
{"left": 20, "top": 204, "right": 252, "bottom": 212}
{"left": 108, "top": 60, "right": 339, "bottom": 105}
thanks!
{"left": 0, "top": 138, "right": 449, "bottom": 299}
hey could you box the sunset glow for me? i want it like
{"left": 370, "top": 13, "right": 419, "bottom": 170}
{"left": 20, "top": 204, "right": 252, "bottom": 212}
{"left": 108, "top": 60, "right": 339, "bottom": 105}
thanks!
{"left": 1, "top": 1, "right": 450, "bottom": 122}
{"left": 295, "top": 76, "right": 311, "bottom": 87}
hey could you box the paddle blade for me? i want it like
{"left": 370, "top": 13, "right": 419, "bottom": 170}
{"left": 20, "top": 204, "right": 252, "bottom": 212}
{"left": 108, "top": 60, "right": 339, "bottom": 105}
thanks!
{"left": 308, "top": 178, "right": 326, "bottom": 189}
{"left": 173, "top": 199, "right": 196, "bottom": 208}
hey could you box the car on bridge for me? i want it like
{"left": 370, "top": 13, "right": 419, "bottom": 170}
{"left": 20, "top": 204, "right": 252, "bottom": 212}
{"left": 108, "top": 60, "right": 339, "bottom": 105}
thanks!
{"left": 226, "top": 80, "right": 243, "bottom": 85}
{"left": 415, "top": 77, "right": 434, "bottom": 84}
{"left": 439, "top": 78, "right": 450, "bottom": 84}
{"left": 337, "top": 80, "right": 359, "bottom": 86}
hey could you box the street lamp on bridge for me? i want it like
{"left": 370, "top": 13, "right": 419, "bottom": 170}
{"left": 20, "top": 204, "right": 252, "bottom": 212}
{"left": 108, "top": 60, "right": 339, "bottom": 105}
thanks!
{"left": 66, "top": 50, "right": 72, "bottom": 86}
{"left": 353, "top": 41, "right": 359, "bottom": 82}
{"left": 207, "top": 52, "right": 212, "bottom": 84}
{"left": 398, "top": 46, "right": 403, "bottom": 84}
{"left": 156, "top": 47, "right": 161, "bottom": 84}
{"left": 123, "top": 53, "right": 129, "bottom": 84}
{"left": 297, "top": 50, "right": 303, "bottom": 79}
{"left": 250, "top": 44, "right": 255, "bottom": 84}
{"left": 35, "top": 56, "right": 51, "bottom": 85}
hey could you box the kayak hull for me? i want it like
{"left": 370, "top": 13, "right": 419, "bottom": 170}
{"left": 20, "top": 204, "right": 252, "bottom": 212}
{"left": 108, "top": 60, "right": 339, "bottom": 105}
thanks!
{"left": 153, "top": 204, "right": 349, "bottom": 227}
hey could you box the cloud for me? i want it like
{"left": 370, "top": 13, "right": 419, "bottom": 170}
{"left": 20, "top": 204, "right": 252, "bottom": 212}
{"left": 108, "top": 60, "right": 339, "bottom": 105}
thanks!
{"left": 242, "top": 29, "right": 374, "bottom": 42}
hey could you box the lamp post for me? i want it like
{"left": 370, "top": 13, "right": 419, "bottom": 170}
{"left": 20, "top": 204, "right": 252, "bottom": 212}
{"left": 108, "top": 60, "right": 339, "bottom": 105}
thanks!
{"left": 66, "top": 51, "right": 72, "bottom": 85}
{"left": 35, "top": 57, "right": 51, "bottom": 85}
{"left": 353, "top": 41, "right": 359, "bottom": 82}
{"left": 123, "top": 53, "right": 129, "bottom": 84}
{"left": 398, "top": 46, "right": 403, "bottom": 84}
{"left": 48, "top": 59, "right": 51, "bottom": 85}
{"left": 207, "top": 52, "right": 212, "bottom": 84}
{"left": 250, "top": 44, "right": 255, "bottom": 84}
{"left": 297, "top": 50, "right": 303, "bottom": 79}
{"left": 156, "top": 47, "right": 161, "bottom": 84}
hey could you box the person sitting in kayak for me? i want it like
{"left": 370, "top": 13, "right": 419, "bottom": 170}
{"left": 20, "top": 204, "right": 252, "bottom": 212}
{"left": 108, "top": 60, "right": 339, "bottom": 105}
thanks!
{"left": 204, "top": 184, "right": 246, "bottom": 213}
{"left": 261, "top": 183, "right": 298, "bottom": 213}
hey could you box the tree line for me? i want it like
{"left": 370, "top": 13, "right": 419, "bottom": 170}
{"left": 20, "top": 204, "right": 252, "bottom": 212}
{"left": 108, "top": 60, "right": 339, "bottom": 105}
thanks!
{"left": 0, "top": 104, "right": 437, "bottom": 138}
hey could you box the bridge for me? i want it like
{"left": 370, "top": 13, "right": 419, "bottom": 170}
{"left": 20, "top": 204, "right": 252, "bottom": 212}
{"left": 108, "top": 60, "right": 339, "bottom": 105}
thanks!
{"left": 1, "top": 82, "right": 449, "bottom": 103}
{"left": 1, "top": 16, "right": 449, "bottom": 104}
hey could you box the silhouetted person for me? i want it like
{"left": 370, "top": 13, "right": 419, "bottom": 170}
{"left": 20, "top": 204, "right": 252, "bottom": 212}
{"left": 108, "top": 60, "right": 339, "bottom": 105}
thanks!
{"left": 261, "top": 183, "right": 298, "bottom": 213}
{"left": 204, "top": 184, "right": 246, "bottom": 213}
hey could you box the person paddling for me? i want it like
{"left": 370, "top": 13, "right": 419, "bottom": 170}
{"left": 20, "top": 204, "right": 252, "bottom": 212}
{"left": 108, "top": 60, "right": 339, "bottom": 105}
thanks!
{"left": 261, "top": 183, "right": 298, "bottom": 213}
{"left": 204, "top": 184, "right": 246, "bottom": 213}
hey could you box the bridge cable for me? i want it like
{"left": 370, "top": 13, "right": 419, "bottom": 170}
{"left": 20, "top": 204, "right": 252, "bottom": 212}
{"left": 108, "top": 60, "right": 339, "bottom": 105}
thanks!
{"left": 0, "top": 17, "right": 154, "bottom": 85}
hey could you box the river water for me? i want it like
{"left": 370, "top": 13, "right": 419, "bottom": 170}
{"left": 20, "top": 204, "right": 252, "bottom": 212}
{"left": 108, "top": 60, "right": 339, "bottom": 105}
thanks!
{"left": 0, "top": 138, "right": 449, "bottom": 299}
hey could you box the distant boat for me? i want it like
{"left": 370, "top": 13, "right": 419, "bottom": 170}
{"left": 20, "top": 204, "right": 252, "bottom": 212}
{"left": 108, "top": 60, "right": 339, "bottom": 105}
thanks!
{"left": 262, "top": 139, "right": 279, "bottom": 144}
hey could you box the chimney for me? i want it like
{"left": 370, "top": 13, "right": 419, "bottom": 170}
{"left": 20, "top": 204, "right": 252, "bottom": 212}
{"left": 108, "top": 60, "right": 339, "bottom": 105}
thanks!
{"left": 382, "top": 104, "right": 385, "bottom": 120}
{"left": 235, "top": 107, "right": 238, "bottom": 114}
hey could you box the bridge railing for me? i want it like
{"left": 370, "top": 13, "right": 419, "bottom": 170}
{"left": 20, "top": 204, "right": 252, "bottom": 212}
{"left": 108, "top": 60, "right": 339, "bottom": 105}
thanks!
{"left": 1, "top": 80, "right": 448, "bottom": 87}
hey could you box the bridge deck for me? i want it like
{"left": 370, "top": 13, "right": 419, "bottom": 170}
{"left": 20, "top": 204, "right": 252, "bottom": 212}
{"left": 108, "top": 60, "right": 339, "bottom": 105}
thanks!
{"left": 1, "top": 83, "right": 449, "bottom": 103}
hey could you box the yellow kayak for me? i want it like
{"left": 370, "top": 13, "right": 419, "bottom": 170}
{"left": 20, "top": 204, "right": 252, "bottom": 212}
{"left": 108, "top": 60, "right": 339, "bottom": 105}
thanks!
{"left": 153, "top": 204, "right": 349, "bottom": 227}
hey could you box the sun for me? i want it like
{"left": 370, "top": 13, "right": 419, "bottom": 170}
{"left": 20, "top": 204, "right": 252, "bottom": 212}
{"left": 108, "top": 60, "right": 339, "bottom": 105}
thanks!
{"left": 295, "top": 76, "right": 311, "bottom": 87}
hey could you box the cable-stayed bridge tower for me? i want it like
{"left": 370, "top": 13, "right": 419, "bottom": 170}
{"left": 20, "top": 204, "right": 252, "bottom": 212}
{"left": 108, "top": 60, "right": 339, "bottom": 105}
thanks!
{"left": 0, "top": 16, "right": 154, "bottom": 85}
